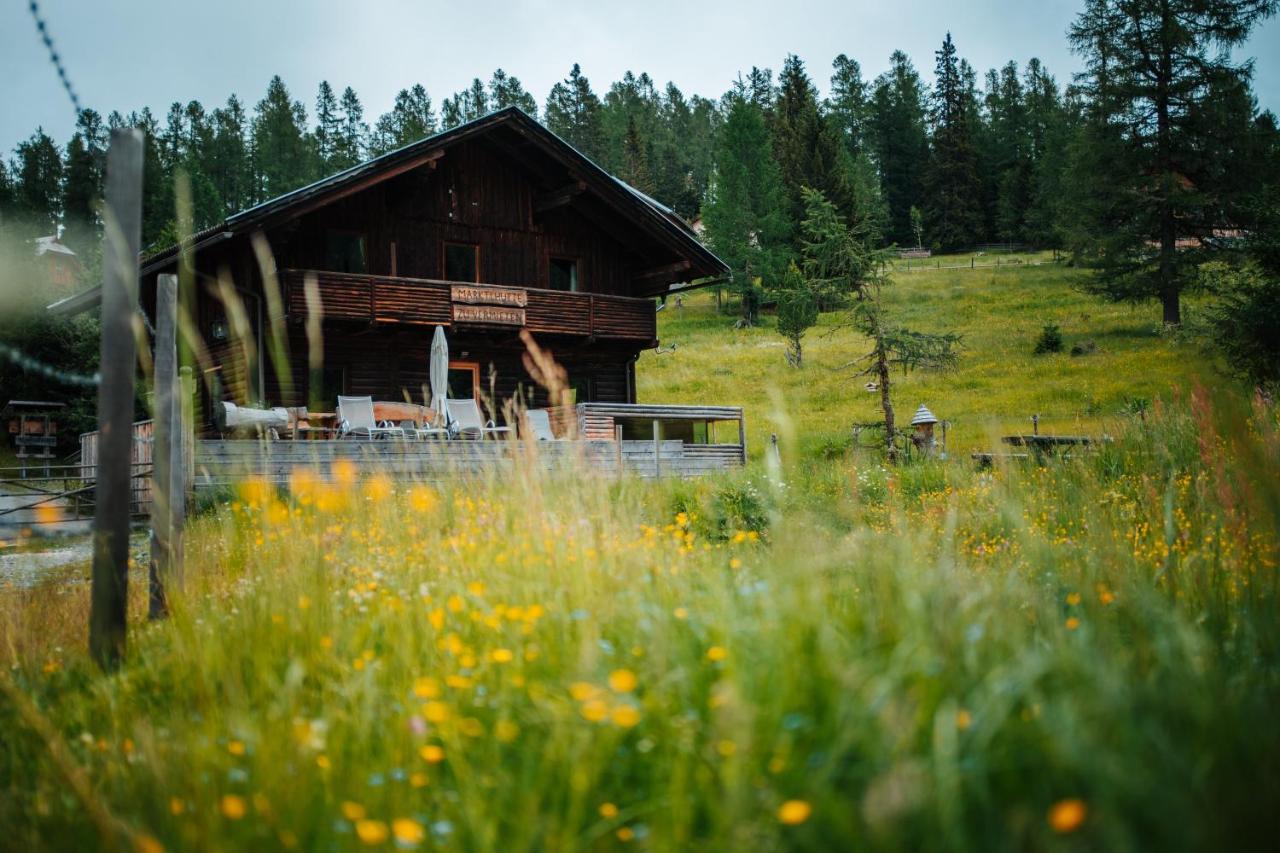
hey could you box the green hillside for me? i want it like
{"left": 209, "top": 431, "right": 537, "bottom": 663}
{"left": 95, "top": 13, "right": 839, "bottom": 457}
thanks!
{"left": 638, "top": 256, "right": 1206, "bottom": 458}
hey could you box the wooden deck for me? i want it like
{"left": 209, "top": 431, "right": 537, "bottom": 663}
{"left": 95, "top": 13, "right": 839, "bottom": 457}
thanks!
{"left": 193, "top": 437, "right": 744, "bottom": 491}
{"left": 281, "top": 269, "right": 658, "bottom": 342}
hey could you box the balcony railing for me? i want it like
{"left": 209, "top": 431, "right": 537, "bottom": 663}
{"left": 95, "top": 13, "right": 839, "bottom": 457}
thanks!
{"left": 280, "top": 269, "right": 657, "bottom": 342}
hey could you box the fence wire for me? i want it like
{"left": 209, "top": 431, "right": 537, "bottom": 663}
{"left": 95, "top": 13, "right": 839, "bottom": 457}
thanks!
{"left": 0, "top": 341, "right": 100, "bottom": 388}
{"left": 28, "top": 0, "right": 84, "bottom": 119}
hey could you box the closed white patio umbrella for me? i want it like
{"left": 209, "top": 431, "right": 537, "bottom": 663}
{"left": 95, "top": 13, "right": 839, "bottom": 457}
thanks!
{"left": 429, "top": 325, "right": 449, "bottom": 429}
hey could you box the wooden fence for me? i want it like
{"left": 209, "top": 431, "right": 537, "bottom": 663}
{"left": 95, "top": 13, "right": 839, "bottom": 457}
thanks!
{"left": 80, "top": 419, "right": 155, "bottom": 512}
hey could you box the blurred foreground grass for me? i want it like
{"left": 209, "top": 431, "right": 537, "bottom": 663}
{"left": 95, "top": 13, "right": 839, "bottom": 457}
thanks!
{"left": 1, "top": 391, "right": 1278, "bottom": 851}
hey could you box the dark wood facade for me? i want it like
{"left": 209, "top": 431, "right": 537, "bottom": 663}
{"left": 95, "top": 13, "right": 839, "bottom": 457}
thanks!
{"left": 125, "top": 109, "right": 727, "bottom": 424}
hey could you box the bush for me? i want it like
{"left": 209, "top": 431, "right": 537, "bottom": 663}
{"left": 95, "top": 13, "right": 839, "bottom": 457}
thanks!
{"left": 1033, "top": 323, "right": 1064, "bottom": 354}
{"left": 1070, "top": 339, "right": 1097, "bottom": 356}
{"left": 1204, "top": 262, "right": 1280, "bottom": 392}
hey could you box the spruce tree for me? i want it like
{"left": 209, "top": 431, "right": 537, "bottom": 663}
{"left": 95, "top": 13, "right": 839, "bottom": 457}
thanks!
{"left": 545, "top": 64, "right": 604, "bottom": 161}
{"left": 62, "top": 110, "right": 105, "bottom": 255}
{"left": 12, "top": 129, "right": 64, "bottom": 238}
{"left": 314, "top": 81, "right": 341, "bottom": 169}
{"left": 772, "top": 55, "right": 857, "bottom": 237}
{"left": 923, "top": 33, "right": 984, "bottom": 251}
{"left": 1068, "top": 0, "right": 1278, "bottom": 325}
{"left": 251, "top": 75, "right": 312, "bottom": 200}
{"left": 620, "top": 114, "right": 654, "bottom": 195}
{"left": 1021, "top": 60, "right": 1072, "bottom": 248}
{"left": 702, "top": 97, "right": 789, "bottom": 325}
{"left": 0, "top": 161, "right": 14, "bottom": 228}
{"left": 868, "top": 52, "right": 930, "bottom": 244}
{"left": 336, "top": 87, "right": 368, "bottom": 169}
{"left": 371, "top": 85, "right": 437, "bottom": 154}
{"left": 775, "top": 261, "right": 818, "bottom": 367}
{"left": 488, "top": 69, "right": 538, "bottom": 116}
{"left": 209, "top": 95, "right": 251, "bottom": 215}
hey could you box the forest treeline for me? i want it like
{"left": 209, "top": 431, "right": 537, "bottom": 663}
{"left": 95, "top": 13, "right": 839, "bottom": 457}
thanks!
{"left": 0, "top": 40, "right": 1134, "bottom": 257}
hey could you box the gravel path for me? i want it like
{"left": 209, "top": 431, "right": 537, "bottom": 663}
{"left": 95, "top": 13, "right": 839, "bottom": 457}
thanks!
{"left": 0, "top": 542, "right": 93, "bottom": 589}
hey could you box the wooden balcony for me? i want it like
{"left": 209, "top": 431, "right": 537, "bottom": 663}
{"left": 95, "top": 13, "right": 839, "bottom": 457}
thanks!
{"left": 280, "top": 269, "right": 657, "bottom": 343}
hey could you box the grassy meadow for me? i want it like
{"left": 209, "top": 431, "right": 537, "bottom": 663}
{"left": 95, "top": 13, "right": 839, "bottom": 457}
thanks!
{"left": 640, "top": 257, "right": 1203, "bottom": 458}
{"left": 2, "top": 260, "right": 1278, "bottom": 851}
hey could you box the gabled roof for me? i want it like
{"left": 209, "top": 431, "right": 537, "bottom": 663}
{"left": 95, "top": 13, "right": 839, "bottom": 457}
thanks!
{"left": 50, "top": 107, "right": 727, "bottom": 315}
{"left": 140, "top": 106, "right": 725, "bottom": 280}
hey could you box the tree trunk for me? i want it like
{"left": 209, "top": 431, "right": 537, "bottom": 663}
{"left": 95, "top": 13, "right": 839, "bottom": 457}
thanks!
{"left": 874, "top": 335, "right": 897, "bottom": 463}
{"left": 1156, "top": 0, "right": 1181, "bottom": 327}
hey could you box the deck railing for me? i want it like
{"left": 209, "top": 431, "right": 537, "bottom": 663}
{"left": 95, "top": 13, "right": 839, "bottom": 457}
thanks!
{"left": 280, "top": 270, "right": 657, "bottom": 342}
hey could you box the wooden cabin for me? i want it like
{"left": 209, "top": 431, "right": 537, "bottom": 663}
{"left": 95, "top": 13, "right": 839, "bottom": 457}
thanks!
{"left": 54, "top": 107, "right": 728, "bottom": 429}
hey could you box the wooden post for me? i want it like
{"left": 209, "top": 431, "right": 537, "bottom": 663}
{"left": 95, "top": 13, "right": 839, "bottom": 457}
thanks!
{"left": 90, "top": 128, "right": 144, "bottom": 670}
{"left": 614, "top": 424, "right": 623, "bottom": 478}
{"left": 180, "top": 366, "right": 195, "bottom": 493}
{"left": 652, "top": 420, "right": 662, "bottom": 479}
{"left": 149, "top": 274, "right": 181, "bottom": 619}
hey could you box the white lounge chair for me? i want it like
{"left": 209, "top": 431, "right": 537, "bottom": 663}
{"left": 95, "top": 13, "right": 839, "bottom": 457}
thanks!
{"left": 446, "top": 399, "right": 512, "bottom": 440}
{"left": 337, "top": 396, "right": 406, "bottom": 440}
{"left": 524, "top": 409, "right": 560, "bottom": 441}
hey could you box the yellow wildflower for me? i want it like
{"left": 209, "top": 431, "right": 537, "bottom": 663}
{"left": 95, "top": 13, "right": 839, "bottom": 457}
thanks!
{"left": 392, "top": 818, "right": 425, "bottom": 847}
{"left": 420, "top": 744, "right": 445, "bottom": 763}
{"left": 362, "top": 474, "right": 393, "bottom": 502}
{"left": 341, "top": 801, "right": 366, "bottom": 821}
{"left": 220, "top": 794, "right": 247, "bottom": 820}
{"left": 707, "top": 646, "right": 728, "bottom": 662}
{"left": 569, "top": 682, "right": 598, "bottom": 701}
{"left": 599, "top": 802, "right": 619, "bottom": 819}
{"left": 608, "top": 669, "right": 638, "bottom": 693}
{"left": 777, "top": 799, "right": 812, "bottom": 825}
{"left": 580, "top": 699, "right": 609, "bottom": 722}
{"left": 422, "top": 701, "right": 450, "bottom": 723}
{"left": 611, "top": 705, "right": 642, "bottom": 728}
{"left": 1048, "top": 798, "right": 1087, "bottom": 833}
{"left": 134, "top": 834, "right": 164, "bottom": 853}
{"left": 408, "top": 485, "right": 439, "bottom": 513}
{"left": 331, "top": 460, "right": 357, "bottom": 486}
{"left": 355, "top": 819, "right": 389, "bottom": 845}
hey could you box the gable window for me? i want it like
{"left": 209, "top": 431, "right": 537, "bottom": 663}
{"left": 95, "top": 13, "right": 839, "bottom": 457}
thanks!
{"left": 549, "top": 257, "right": 578, "bottom": 292}
{"left": 444, "top": 242, "right": 479, "bottom": 282}
{"left": 325, "top": 230, "right": 366, "bottom": 274}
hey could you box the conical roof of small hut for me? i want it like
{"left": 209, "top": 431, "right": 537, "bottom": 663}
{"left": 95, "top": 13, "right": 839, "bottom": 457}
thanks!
{"left": 910, "top": 404, "right": 939, "bottom": 426}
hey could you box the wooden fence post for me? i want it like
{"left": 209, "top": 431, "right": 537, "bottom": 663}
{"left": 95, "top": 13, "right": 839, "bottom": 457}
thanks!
{"left": 614, "top": 424, "right": 624, "bottom": 478}
{"left": 180, "top": 366, "right": 195, "bottom": 494}
{"left": 149, "top": 274, "right": 181, "bottom": 619}
{"left": 652, "top": 420, "right": 662, "bottom": 479}
{"left": 90, "top": 128, "right": 143, "bottom": 670}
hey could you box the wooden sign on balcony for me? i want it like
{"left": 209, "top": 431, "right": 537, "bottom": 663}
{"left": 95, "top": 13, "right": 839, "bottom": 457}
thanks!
{"left": 453, "top": 304, "right": 526, "bottom": 326}
{"left": 451, "top": 284, "right": 527, "bottom": 308}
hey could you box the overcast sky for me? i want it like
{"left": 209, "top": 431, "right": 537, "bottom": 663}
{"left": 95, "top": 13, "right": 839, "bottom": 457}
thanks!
{"left": 4, "top": 0, "right": 1279, "bottom": 154}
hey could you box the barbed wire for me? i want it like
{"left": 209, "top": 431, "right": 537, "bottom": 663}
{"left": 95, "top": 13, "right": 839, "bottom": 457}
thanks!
{"left": 0, "top": 341, "right": 100, "bottom": 388}
{"left": 28, "top": 0, "right": 84, "bottom": 119}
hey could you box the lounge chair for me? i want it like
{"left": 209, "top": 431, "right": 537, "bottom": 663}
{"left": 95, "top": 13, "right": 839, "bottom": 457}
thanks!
{"left": 524, "top": 409, "right": 560, "bottom": 441}
{"left": 336, "top": 396, "right": 406, "bottom": 440}
{"left": 446, "top": 399, "right": 512, "bottom": 440}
